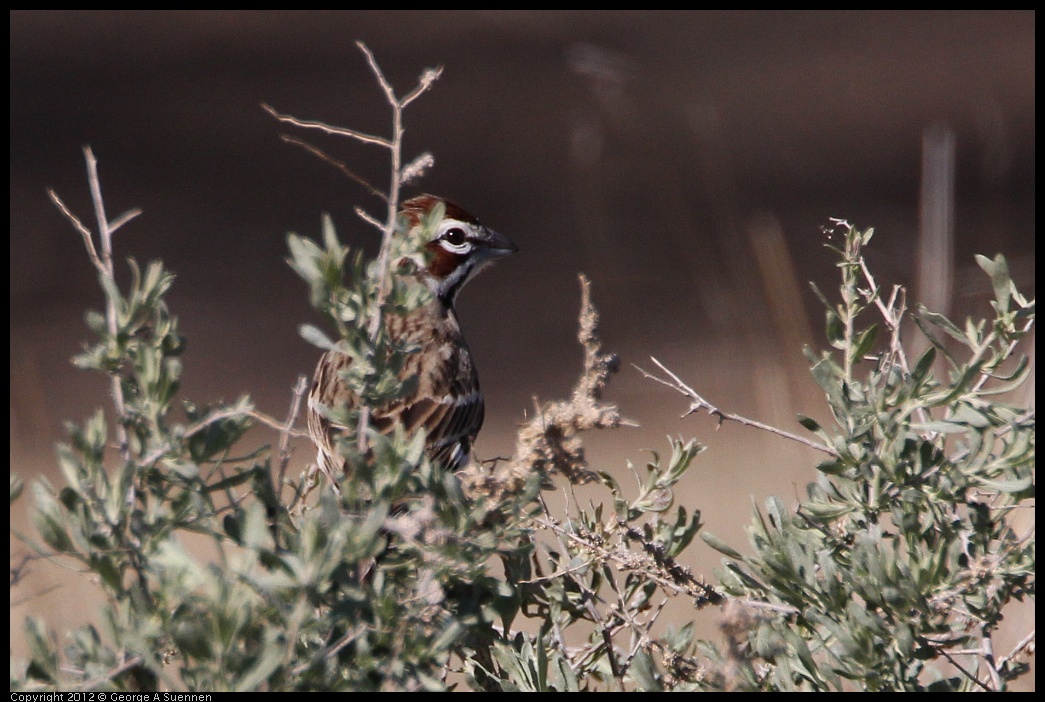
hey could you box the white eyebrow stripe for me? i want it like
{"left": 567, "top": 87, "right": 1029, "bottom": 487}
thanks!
{"left": 438, "top": 239, "right": 474, "bottom": 254}
{"left": 436, "top": 220, "right": 483, "bottom": 246}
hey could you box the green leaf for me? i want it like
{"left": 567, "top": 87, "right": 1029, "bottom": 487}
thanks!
{"left": 241, "top": 501, "right": 274, "bottom": 550}
{"left": 31, "top": 482, "right": 74, "bottom": 553}
{"left": 24, "top": 617, "right": 60, "bottom": 683}
{"left": 911, "top": 346, "right": 936, "bottom": 385}
{"left": 851, "top": 323, "right": 879, "bottom": 362}
{"left": 825, "top": 310, "right": 846, "bottom": 349}
{"left": 90, "top": 554, "right": 125, "bottom": 593}
{"left": 635, "top": 487, "right": 673, "bottom": 513}
{"left": 796, "top": 414, "right": 823, "bottom": 433}
{"left": 702, "top": 531, "right": 744, "bottom": 559}
{"left": 10, "top": 473, "right": 24, "bottom": 503}
{"left": 629, "top": 647, "right": 663, "bottom": 691}
{"left": 809, "top": 281, "right": 831, "bottom": 309}
{"left": 912, "top": 420, "right": 968, "bottom": 434}
{"left": 815, "top": 458, "right": 847, "bottom": 475}
{"left": 549, "top": 648, "right": 580, "bottom": 692}
{"left": 299, "top": 323, "right": 336, "bottom": 351}
{"left": 234, "top": 630, "right": 287, "bottom": 691}
{"left": 800, "top": 501, "right": 852, "bottom": 520}
{"left": 916, "top": 306, "right": 967, "bottom": 345}
{"left": 975, "top": 253, "right": 1012, "bottom": 315}
{"left": 974, "top": 475, "right": 1033, "bottom": 495}
{"left": 810, "top": 359, "right": 844, "bottom": 409}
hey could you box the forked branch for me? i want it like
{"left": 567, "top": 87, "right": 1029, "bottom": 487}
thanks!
{"left": 48, "top": 147, "right": 142, "bottom": 469}
{"left": 636, "top": 357, "right": 837, "bottom": 457}
{"left": 265, "top": 42, "right": 442, "bottom": 455}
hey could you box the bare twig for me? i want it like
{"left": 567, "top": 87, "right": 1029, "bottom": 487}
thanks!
{"left": 277, "top": 375, "right": 310, "bottom": 495}
{"left": 998, "top": 629, "right": 1035, "bottom": 671}
{"left": 135, "top": 403, "right": 307, "bottom": 469}
{"left": 497, "top": 276, "right": 633, "bottom": 486}
{"left": 47, "top": 189, "right": 100, "bottom": 269}
{"left": 50, "top": 147, "right": 144, "bottom": 507}
{"left": 354, "top": 205, "right": 385, "bottom": 232}
{"left": 264, "top": 44, "right": 443, "bottom": 461}
{"left": 358, "top": 44, "right": 440, "bottom": 455}
{"left": 855, "top": 258, "right": 941, "bottom": 430}
{"left": 261, "top": 102, "right": 391, "bottom": 148}
{"left": 277, "top": 134, "right": 387, "bottom": 202}
{"left": 980, "top": 633, "right": 1003, "bottom": 691}
{"left": 74, "top": 655, "right": 145, "bottom": 692}
{"left": 534, "top": 516, "right": 720, "bottom": 605}
{"left": 535, "top": 496, "right": 625, "bottom": 691}
{"left": 10, "top": 582, "right": 63, "bottom": 609}
{"left": 10, "top": 552, "right": 34, "bottom": 588}
{"left": 290, "top": 626, "right": 368, "bottom": 676}
{"left": 636, "top": 357, "right": 837, "bottom": 457}
{"left": 936, "top": 647, "right": 993, "bottom": 692}
{"left": 247, "top": 409, "right": 311, "bottom": 436}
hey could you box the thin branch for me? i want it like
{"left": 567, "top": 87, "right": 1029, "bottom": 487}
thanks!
{"left": 52, "top": 149, "right": 143, "bottom": 516}
{"left": 356, "top": 42, "right": 439, "bottom": 454}
{"left": 109, "top": 207, "right": 143, "bottom": 233}
{"left": 622, "top": 597, "right": 670, "bottom": 675}
{"left": 936, "top": 647, "right": 993, "bottom": 692}
{"left": 278, "top": 134, "right": 387, "bottom": 202}
{"left": 9, "top": 552, "right": 33, "bottom": 587}
{"left": 74, "top": 655, "right": 145, "bottom": 692}
{"left": 277, "top": 375, "right": 310, "bottom": 496}
{"left": 356, "top": 41, "right": 398, "bottom": 106}
{"left": 971, "top": 317, "right": 1035, "bottom": 395}
{"left": 247, "top": 409, "right": 311, "bottom": 436}
{"left": 401, "top": 67, "right": 445, "bottom": 108}
{"left": 636, "top": 357, "right": 837, "bottom": 457}
{"left": 10, "top": 582, "right": 64, "bottom": 609}
{"left": 535, "top": 496, "right": 625, "bottom": 691}
{"left": 589, "top": 599, "right": 625, "bottom": 689}
{"left": 859, "top": 258, "right": 909, "bottom": 370}
{"left": 137, "top": 405, "right": 307, "bottom": 469}
{"left": 534, "top": 516, "right": 721, "bottom": 605}
{"left": 516, "top": 556, "right": 596, "bottom": 585}
{"left": 82, "top": 148, "right": 136, "bottom": 474}
{"left": 290, "top": 626, "right": 368, "bottom": 676}
{"left": 47, "top": 189, "right": 102, "bottom": 271}
{"left": 856, "top": 259, "right": 939, "bottom": 429}
{"left": 354, "top": 205, "right": 384, "bottom": 232}
{"left": 998, "top": 629, "right": 1035, "bottom": 671}
{"left": 980, "top": 633, "right": 1003, "bottom": 691}
{"left": 261, "top": 102, "right": 392, "bottom": 148}
{"left": 264, "top": 43, "right": 442, "bottom": 461}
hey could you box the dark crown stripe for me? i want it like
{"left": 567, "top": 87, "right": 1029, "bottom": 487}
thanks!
{"left": 401, "top": 194, "right": 480, "bottom": 226}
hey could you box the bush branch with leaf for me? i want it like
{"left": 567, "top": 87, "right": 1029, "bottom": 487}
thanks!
{"left": 11, "top": 47, "right": 1033, "bottom": 692}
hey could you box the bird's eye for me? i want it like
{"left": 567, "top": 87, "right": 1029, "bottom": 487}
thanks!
{"left": 442, "top": 228, "right": 467, "bottom": 246}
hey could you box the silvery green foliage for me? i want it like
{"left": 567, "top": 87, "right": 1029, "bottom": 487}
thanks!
{"left": 700, "top": 223, "right": 1034, "bottom": 691}
{"left": 12, "top": 160, "right": 1031, "bottom": 692}
{"left": 10, "top": 186, "right": 715, "bottom": 691}
{"left": 12, "top": 202, "right": 539, "bottom": 691}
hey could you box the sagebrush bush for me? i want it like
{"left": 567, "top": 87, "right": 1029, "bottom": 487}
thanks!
{"left": 11, "top": 49, "right": 1034, "bottom": 692}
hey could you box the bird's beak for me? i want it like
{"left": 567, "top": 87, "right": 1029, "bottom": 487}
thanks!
{"left": 482, "top": 227, "right": 519, "bottom": 258}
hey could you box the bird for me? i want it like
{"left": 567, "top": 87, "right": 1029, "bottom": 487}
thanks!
{"left": 307, "top": 194, "right": 518, "bottom": 482}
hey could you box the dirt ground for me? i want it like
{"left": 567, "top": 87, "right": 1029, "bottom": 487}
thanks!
{"left": 10, "top": 11, "right": 1035, "bottom": 689}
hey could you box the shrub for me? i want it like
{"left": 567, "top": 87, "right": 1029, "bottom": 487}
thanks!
{"left": 11, "top": 48, "right": 1033, "bottom": 692}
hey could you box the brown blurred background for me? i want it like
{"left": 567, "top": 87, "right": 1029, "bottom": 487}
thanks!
{"left": 10, "top": 11, "right": 1035, "bottom": 683}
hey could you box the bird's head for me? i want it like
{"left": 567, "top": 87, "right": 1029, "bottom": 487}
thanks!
{"left": 400, "top": 194, "right": 518, "bottom": 306}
